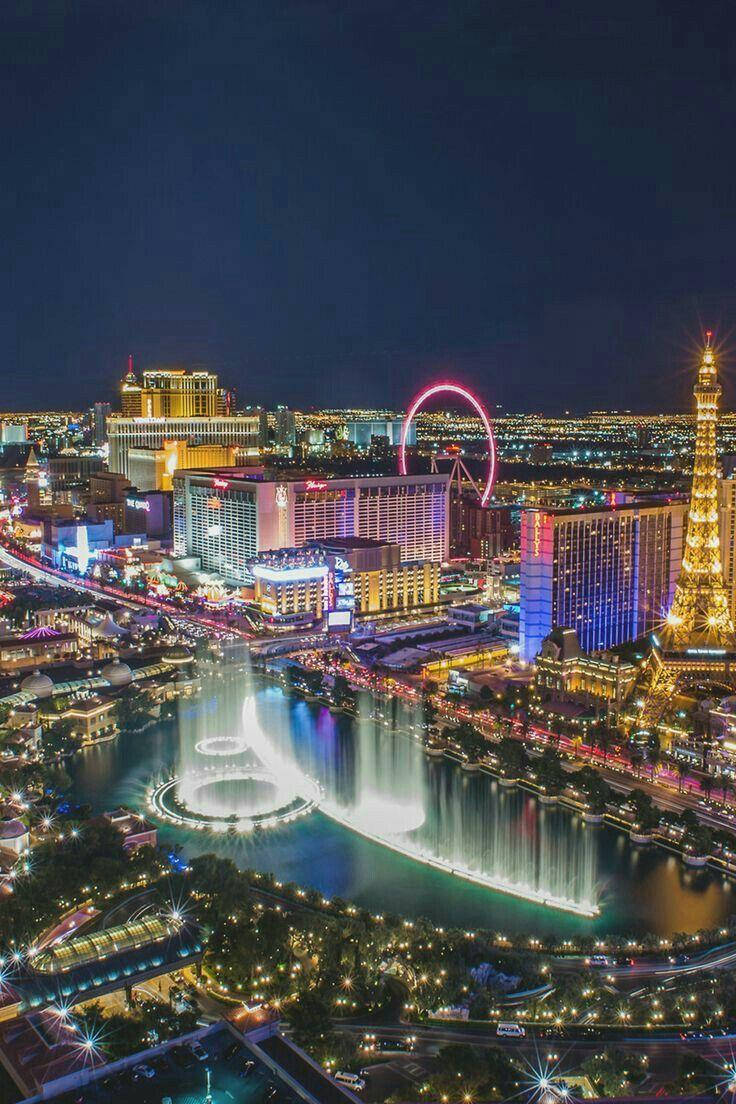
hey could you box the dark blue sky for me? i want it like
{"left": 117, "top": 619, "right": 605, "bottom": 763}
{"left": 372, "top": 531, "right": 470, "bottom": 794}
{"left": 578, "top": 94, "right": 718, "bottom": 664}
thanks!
{"left": 4, "top": 0, "right": 736, "bottom": 413}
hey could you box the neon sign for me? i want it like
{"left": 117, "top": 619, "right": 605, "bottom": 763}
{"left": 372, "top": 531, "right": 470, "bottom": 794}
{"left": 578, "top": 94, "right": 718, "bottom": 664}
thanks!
{"left": 213, "top": 478, "right": 229, "bottom": 490}
{"left": 533, "top": 513, "right": 541, "bottom": 557}
{"left": 305, "top": 480, "right": 328, "bottom": 492}
{"left": 126, "top": 497, "right": 151, "bottom": 512}
{"left": 399, "top": 381, "right": 497, "bottom": 505}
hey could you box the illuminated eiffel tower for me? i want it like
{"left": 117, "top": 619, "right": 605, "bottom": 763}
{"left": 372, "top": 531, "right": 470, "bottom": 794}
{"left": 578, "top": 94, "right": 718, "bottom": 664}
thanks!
{"left": 638, "top": 333, "right": 736, "bottom": 731}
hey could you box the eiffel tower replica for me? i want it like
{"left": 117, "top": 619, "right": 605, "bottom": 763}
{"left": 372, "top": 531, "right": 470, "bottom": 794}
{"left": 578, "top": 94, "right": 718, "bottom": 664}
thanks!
{"left": 637, "top": 332, "right": 736, "bottom": 731}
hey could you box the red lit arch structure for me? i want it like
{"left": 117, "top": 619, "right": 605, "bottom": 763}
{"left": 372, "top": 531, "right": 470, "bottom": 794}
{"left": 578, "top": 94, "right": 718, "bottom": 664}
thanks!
{"left": 398, "top": 382, "right": 497, "bottom": 506}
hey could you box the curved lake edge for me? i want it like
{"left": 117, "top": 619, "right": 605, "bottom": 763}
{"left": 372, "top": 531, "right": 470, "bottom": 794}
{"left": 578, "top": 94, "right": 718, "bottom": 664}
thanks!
{"left": 64, "top": 675, "right": 736, "bottom": 939}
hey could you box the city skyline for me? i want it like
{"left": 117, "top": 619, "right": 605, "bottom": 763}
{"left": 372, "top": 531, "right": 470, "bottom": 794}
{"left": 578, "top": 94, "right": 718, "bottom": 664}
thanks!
{"left": 6, "top": 5, "right": 736, "bottom": 1099}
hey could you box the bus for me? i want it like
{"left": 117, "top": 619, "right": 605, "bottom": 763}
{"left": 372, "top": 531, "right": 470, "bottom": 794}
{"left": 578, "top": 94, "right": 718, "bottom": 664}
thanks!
{"left": 496, "top": 1021, "right": 526, "bottom": 1038}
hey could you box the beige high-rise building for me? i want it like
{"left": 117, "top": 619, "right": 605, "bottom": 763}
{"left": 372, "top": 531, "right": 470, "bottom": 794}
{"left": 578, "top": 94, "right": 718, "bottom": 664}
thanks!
{"left": 120, "top": 368, "right": 220, "bottom": 418}
{"left": 127, "top": 440, "right": 243, "bottom": 492}
{"left": 719, "top": 476, "right": 736, "bottom": 622}
{"left": 107, "top": 414, "right": 264, "bottom": 479}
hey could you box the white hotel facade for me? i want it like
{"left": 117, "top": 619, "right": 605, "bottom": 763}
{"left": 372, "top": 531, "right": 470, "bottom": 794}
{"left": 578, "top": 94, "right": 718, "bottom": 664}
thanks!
{"left": 108, "top": 414, "right": 264, "bottom": 480}
{"left": 173, "top": 469, "right": 450, "bottom": 585}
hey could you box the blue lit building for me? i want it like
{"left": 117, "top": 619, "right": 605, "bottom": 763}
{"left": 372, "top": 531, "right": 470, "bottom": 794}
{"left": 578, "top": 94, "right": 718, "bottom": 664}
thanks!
{"left": 519, "top": 500, "right": 685, "bottom": 663}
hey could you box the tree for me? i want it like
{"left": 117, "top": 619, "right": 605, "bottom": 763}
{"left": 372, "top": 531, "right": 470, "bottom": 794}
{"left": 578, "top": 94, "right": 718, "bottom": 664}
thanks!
{"left": 669, "top": 1053, "right": 711, "bottom": 1095}
{"left": 647, "top": 745, "right": 661, "bottom": 779}
{"left": 534, "top": 747, "right": 566, "bottom": 795}
{"left": 628, "top": 747, "right": 644, "bottom": 778}
{"left": 592, "top": 727, "right": 614, "bottom": 764}
{"left": 427, "top": 1044, "right": 517, "bottom": 1103}
{"left": 115, "top": 689, "right": 154, "bottom": 732}
{"left": 332, "top": 675, "right": 356, "bottom": 712}
{"left": 421, "top": 691, "right": 438, "bottom": 729}
{"left": 303, "top": 668, "right": 324, "bottom": 696}
{"left": 454, "top": 721, "right": 485, "bottom": 761}
{"left": 581, "top": 1048, "right": 633, "bottom": 1097}
{"left": 676, "top": 760, "right": 690, "bottom": 793}
{"left": 496, "top": 736, "right": 528, "bottom": 779}
{"left": 286, "top": 991, "right": 334, "bottom": 1051}
{"left": 628, "top": 788, "right": 660, "bottom": 833}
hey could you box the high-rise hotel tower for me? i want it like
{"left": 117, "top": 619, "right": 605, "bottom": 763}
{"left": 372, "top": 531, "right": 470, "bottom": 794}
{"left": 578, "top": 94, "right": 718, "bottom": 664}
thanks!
{"left": 519, "top": 498, "right": 685, "bottom": 662}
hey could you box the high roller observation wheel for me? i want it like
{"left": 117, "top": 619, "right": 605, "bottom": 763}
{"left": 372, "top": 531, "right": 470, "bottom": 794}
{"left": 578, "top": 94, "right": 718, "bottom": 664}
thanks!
{"left": 398, "top": 381, "right": 498, "bottom": 506}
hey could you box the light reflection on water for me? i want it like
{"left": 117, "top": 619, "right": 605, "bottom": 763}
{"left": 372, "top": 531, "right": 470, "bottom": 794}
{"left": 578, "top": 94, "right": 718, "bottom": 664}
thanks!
{"left": 67, "top": 679, "right": 735, "bottom": 936}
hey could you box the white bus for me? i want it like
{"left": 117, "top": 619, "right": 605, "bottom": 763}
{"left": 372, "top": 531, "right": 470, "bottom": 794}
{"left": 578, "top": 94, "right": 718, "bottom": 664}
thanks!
{"left": 334, "top": 1071, "right": 366, "bottom": 1091}
{"left": 496, "top": 1021, "right": 526, "bottom": 1038}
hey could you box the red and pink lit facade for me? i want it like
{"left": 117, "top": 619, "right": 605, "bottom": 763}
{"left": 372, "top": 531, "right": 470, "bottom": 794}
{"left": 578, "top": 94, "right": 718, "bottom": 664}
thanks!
{"left": 173, "top": 470, "right": 450, "bottom": 586}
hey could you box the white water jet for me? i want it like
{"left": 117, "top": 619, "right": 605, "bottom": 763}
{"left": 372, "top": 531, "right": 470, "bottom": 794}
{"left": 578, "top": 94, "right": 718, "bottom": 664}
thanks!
{"left": 162, "top": 668, "right": 599, "bottom": 916}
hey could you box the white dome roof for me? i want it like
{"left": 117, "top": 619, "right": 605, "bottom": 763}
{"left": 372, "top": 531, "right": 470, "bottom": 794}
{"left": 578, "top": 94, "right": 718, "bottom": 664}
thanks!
{"left": 101, "top": 659, "right": 133, "bottom": 687}
{"left": 20, "top": 670, "right": 54, "bottom": 699}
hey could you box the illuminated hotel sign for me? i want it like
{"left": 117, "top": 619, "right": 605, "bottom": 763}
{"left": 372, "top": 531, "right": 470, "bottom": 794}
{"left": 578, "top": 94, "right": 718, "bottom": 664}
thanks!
{"left": 213, "top": 478, "right": 229, "bottom": 490}
{"left": 126, "top": 497, "right": 151, "bottom": 512}
{"left": 533, "top": 512, "right": 542, "bottom": 557}
{"left": 305, "top": 480, "right": 328, "bottom": 492}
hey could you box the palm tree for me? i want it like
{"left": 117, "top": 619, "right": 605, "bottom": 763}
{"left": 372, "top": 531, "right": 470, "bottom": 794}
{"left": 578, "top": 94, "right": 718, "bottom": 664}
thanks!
{"left": 629, "top": 748, "right": 644, "bottom": 779}
{"left": 595, "top": 728, "right": 613, "bottom": 765}
{"left": 676, "top": 760, "right": 690, "bottom": 794}
{"left": 720, "top": 775, "right": 734, "bottom": 809}
{"left": 648, "top": 747, "right": 661, "bottom": 781}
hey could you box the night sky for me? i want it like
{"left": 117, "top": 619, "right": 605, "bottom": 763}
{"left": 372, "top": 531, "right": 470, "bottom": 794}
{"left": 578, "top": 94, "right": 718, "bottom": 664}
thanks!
{"left": 4, "top": 0, "right": 736, "bottom": 414}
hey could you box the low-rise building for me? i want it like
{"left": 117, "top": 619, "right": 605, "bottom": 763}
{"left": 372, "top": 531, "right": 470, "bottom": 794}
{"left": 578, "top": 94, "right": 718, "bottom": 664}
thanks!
{"left": 533, "top": 627, "right": 638, "bottom": 718}
{"left": 447, "top": 602, "right": 497, "bottom": 633}
{"left": 61, "top": 695, "right": 118, "bottom": 744}
{"left": 417, "top": 632, "right": 509, "bottom": 681}
{"left": 0, "top": 626, "right": 79, "bottom": 673}
{"left": 102, "top": 808, "right": 157, "bottom": 851}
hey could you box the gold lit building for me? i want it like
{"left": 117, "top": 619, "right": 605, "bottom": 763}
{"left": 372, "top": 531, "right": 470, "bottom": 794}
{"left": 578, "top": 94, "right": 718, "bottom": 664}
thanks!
{"left": 127, "top": 439, "right": 243, "bottom": 492}
{"left": 119, "top": 364, "right": 222, "bottom": 418}
{"left": 637, "top": 334, "right": 736, "bottom": 729}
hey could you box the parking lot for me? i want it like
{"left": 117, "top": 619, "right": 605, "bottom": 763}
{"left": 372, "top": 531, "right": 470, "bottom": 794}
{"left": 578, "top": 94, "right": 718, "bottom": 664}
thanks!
{"left": 50, "top": 1027, "right": 299, "bottom": 1104}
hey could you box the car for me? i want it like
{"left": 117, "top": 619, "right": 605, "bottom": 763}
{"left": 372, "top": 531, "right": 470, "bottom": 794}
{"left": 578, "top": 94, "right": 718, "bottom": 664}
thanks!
{"left": 265, "top": 1084, "right": 279, "bottom": 1101}
{"left": 239, "top": 1060, "right": 256, "bottom": 1078}
{"left": 675, "top": 953, "right": 691, "bottom": 965}
{"left": 133, "top": 1064, "right": 155, "bottom": 1080}
{"left": 188, "top": 1040, "right": 208, "bottom": 1062}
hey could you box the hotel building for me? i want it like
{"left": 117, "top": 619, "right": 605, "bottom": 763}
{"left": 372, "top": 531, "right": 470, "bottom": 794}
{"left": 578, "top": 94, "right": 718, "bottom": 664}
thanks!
{"left": 173, "top": 469, "right": 450, "bottom": 585}
{"left": 519, "top": 499, "right": 686, "bottom": 662}
{"left": 249, "top": 538, "right": 441, "bottom": 625}
{"left": 120, "top": 366, "right": 227, "bottom": 418}
{"left": 108, "top": 414, "right": 264, "bottom": 480}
